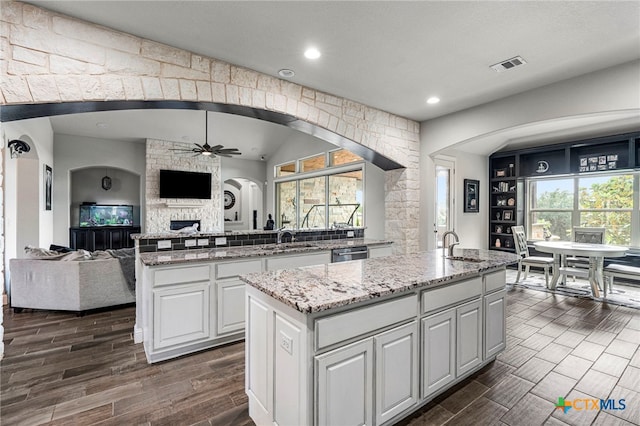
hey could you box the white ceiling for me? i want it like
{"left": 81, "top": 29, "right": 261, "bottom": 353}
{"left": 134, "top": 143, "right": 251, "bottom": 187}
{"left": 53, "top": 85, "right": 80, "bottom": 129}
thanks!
{"left": 21, "top": 1, "right": 640, "bottom": 157}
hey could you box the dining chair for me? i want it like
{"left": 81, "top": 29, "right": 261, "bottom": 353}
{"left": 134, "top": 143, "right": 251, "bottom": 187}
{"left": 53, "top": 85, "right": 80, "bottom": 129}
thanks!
{"left": 512, "top": 226, "right": 554, "bottom": 287}
{"left": 565, "top": 227, "right": 606, "bottom": 284}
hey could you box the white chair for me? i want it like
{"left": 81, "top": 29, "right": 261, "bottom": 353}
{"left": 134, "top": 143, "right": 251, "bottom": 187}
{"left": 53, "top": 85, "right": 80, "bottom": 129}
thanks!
{"left": 512, "top": 226, "right": 554, "bottom": 287}
{"left": 565, "top": 227, "right": 606, "bottom": 284}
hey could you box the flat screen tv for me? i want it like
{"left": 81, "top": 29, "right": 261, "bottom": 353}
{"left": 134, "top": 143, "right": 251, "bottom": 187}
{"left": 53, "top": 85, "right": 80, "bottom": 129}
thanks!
{"left": 159, "top": 169, "right": 212, "bottom": 199}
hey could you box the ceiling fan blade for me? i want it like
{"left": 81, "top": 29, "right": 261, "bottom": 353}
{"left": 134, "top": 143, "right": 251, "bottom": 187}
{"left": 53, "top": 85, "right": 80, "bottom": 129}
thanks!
{"left": 193, "top": 143, "right": 206, "bottom": 150}
{"left": 217, "top": 149, "right": 241, "bottom": 155}
{"left": 209, "top": 144, "right": 224, "bottom": 151}
{"left": 169, "top": 148, "right": 197, "bottom": 152}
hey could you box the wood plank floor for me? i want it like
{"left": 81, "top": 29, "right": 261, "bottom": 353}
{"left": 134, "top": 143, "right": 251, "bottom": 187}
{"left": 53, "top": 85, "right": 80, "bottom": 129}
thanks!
{"left": 2, "top": 282, "right": 639, "bottom": 425}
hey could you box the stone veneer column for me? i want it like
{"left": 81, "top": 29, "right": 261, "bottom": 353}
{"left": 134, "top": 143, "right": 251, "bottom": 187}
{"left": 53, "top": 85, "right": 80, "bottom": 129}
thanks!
{"left": 145, "top": 139, "right": 222, "bottom": 233}
{"left": 0, "top": 1, "right": 420, "bottom": 254}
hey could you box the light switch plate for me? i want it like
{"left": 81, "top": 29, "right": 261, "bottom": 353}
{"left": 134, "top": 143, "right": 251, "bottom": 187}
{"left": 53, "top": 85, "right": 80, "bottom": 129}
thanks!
{"left": 185, "top": 239, "right": 197, "bottom": 247}
{"left": 347, "top": 231, "right": 355, "bottom": 238}
{"left": 215, "top": 237, "right": 227, "bottom": 246}
{"left": 157, "top": 240, "right": 172, "bottom": 249}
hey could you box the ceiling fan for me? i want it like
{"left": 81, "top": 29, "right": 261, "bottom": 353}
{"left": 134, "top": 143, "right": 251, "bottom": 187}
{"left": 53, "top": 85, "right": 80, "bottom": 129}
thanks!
{"left": 170, "top": 111, "right": 241, "bottom": 158}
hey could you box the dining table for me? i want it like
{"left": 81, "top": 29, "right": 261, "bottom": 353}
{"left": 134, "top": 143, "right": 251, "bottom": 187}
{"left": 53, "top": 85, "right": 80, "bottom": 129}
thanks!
{"left": 533, "top": 241, "right": 629, "bottom": 298}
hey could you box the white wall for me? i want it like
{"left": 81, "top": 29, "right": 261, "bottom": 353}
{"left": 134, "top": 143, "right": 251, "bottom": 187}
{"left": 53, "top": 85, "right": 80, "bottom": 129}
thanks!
{"left": 422, "top": 60, "right": 640, "bottom": 155}
{"left": 419, "top": 61, "right": 640, "bottom": 251}
{"left": 2, "top": 118, "right": 54, "bottom": 295}
{"left": 54, "top": 134, "right": 146, "bottom": 243}
{"left": 70, "top": 167, "right": 141, "bottom": 227}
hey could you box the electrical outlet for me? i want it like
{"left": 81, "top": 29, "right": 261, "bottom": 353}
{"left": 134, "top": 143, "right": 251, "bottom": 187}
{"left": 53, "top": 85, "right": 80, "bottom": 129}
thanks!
{"left": 197, "top": 238, "right": 209, "bottom": 246}
{"left": 185, "top": 239, "right": 197, "bottom": 247}
{"left": 215, "top": 237, "right": 227, "bottom": 246}
{"left": 157, "top": 240, "right": 172, "bottom": 249}
{"left": 280, "top": 332, "right": 293, "bottom": 355}
{"left": 347, "top": 230, "right": 355, "bottom": 238}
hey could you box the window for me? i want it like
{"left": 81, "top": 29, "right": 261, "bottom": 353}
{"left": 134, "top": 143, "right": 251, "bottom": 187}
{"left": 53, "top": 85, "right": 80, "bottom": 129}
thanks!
{"left": 300, "top": 154, "right": 325, "bottom": 172}
{"left": 276, "top": 162, "right": 296, "bottom": 177}
{"left": 275, "top": 151, "right": 365, "bottom": 229}
{"left": 527, "top": 173, "right": 638, "bottom": 247}
{"left": 528, "top": 178, "right": 573, "bottom": 241}
{"left": 330, "top": 149, "right": 363, "bottom": 166}
{"left": 329, "top": 170, "right": 363, "bottom": 227}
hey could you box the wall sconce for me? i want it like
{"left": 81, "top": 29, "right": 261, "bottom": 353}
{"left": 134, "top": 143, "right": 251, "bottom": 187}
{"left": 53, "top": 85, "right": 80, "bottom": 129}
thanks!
{"left": 8, "top": 139, "right": 31, "bottom": 158}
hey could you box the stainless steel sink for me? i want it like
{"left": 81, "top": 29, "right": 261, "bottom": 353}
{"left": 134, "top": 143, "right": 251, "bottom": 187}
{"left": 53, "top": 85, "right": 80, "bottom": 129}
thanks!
{"left": 445, "top": 256, "right": 484, "bottom": 263}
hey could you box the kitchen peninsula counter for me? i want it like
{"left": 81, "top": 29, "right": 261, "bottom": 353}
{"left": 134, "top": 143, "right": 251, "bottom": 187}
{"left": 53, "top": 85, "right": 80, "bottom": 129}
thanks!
{"left": 241, "top": 249, "right": 519, "bottom": 426}
{"left": 138, "top": 238, "right": 392, "bottom": 266}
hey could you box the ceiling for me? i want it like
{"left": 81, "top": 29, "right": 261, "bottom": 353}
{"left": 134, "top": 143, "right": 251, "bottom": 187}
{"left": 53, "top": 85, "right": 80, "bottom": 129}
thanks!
{"left": 19, "top": 1, "right": 640, "bottom": 157}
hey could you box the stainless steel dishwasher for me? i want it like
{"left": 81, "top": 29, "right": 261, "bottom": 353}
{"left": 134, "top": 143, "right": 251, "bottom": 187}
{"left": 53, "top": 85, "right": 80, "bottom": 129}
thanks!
{"left": 331, "top": 246, "right": 369, "bottom": 262}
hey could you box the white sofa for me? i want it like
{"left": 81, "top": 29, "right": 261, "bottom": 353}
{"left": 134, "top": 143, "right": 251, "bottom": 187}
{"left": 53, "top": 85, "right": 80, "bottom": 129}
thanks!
{"left": 9, "top": 257, "right": 135, "bottom": 313}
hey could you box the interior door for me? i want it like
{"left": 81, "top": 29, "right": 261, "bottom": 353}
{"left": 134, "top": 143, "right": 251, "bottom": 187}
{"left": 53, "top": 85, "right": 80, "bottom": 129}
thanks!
{"left": 434, "top": 157, "right": 456, "bottom": 249}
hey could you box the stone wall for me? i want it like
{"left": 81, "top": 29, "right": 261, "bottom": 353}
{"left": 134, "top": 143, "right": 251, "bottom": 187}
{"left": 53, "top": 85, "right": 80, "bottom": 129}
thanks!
{"left": 0, "top": 1, "right": 420, "bottom": 254}
{"left": 145, "top": 139, "right": 222, "bottom": 233}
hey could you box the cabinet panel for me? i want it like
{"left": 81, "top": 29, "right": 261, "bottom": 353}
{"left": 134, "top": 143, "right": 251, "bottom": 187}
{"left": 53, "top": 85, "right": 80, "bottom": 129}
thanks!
{"left": 217, "top": 279, "right": 245, "bottom": 334}
{"left": 217, "top": 259, "right": 262, "bottom": 279}
{"left": 153, "top": 282, "right": 210, "bottom": 349}
{"left": 316, "top": 339, "right": 374, "bottom": 426}
{"left": 421, "top": 309, "right": 455, "bottom": 398}
{"left": 315, "top": 294, "right": 416, "bottom": 350}
{"left": 422, "top": 277, "right": 481, "bottom": 314}
{"left": 266, "top": 251, "right": 330, "bottom": 271}
{"left": 484, "top": 290, "right": 506, "bottom": 359}
{"left": 375, "top": 321, "right": 418, "bottom": 425}
{"left": 456, "top": 299, "right": 482, "bottom": 377}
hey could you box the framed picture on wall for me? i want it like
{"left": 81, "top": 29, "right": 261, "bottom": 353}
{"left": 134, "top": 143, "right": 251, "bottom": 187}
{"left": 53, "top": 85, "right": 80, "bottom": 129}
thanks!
{"left": 464, "top": 179, "right": 479, "bottom": 213}
{"left": 44, "top": 164, "right": 52, "bottom": 211}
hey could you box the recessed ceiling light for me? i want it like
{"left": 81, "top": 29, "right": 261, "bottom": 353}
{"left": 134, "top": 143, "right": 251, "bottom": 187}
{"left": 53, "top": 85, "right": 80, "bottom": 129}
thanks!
{"left": 278, "top": 69, "right": 295, "bottom": 78}
{"left": 426, "top": 97, "right": 440, "bottom": 105}
{"left": 304, "top": 47, "right": 321, "bottom": 60}
{"left": 96, "top": 122, "right": 108, "bottom": 129}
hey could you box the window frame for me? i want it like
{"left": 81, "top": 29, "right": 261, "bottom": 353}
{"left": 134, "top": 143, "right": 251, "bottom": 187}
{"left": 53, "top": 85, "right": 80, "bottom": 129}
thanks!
{"left": 525, "top": 171, "right": 639, "bottom": 248}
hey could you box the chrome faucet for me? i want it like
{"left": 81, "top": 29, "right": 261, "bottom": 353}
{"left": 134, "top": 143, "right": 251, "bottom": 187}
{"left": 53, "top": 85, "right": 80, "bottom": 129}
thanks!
{"left": 442, "top": 230, "right": 460, "bottom": 257}
{"left": 277, "top": 227, "right": 295, "bottom": 244}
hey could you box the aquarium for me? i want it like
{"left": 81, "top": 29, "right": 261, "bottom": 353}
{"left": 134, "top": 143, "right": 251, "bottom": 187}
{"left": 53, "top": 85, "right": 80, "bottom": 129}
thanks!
{"left": 79, "top": 204, "right": 134, "bottom": 227}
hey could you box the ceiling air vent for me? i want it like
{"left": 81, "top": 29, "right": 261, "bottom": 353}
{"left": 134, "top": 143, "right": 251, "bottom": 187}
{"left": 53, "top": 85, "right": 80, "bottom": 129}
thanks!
{"left": 490, "top": 56, "right": 527, "bottom": 73}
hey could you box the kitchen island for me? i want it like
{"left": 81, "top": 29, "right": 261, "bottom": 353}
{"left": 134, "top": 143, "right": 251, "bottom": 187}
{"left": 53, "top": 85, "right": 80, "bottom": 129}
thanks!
{"left": 136, "top": 237, "right": 392, "bottom": 363}
{"left": 240, "top": 249, "right": 519, "bottom": 426}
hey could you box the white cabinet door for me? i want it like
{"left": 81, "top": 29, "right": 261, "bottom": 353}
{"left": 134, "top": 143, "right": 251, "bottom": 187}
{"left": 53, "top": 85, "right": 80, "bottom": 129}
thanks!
{"left": 484, "top": 290, "right": 506, "bottom": 360}
{"left": 316, "top": 339, "right": 374, "bottom": 426}
{"left": 375, "top": 321, "right": 418, "bottom": 425}
{"left": 153, "top": 282, "right": 210, "bottom": 350}
{"left": 421, "top": 308, "right": 455, "bottom": 398}
{"left": 217, "top": 279, "right": 245, "bottom": 335}
{"left": 456, "top": 299, "right": 482, "bottom": 377}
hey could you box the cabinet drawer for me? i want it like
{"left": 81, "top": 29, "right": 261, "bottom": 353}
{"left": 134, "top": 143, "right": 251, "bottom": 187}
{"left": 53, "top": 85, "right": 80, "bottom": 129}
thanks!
{"left": 422, "top": 277, "right": 482, "bottom": 314}
{"left": 484, "top": 269, "right": 506, "bottom": 293}
{"left": 216, "top": 259, "right": 262, "bottom": 279}
{"left": 315, "top": 294, "right": 417, "bottom": 350}
{"left": 266, "top": 252, "right": 330, "bottom": 270}
{"left": 154, "top": 264, "right": 211, "bottom": 286}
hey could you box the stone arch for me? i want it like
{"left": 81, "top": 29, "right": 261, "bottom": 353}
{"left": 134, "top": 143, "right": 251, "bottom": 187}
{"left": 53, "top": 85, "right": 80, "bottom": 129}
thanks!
{"left": 0, "top": 1, "right": 420, "bottom": 253}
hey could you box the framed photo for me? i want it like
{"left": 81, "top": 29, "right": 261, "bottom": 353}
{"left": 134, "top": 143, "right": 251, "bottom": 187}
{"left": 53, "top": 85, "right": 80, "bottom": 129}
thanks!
{"left": 494, "top": 169, "right": 506, "bottom": 178}
{"left": 44, "top": 164, "right": 52, "bottom": 210}
{"left": 464, "top": 179, "right": 479, "bottom": 213}
{"left": 503, "top": 210, "right": 512, "bottom": 221}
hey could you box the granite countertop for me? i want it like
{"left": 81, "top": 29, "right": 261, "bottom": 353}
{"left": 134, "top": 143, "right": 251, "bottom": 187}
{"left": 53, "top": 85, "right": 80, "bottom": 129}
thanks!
{"left": 240, "top": 249, "right": 520, "bottom": 314}
{"left": 139, "top": 238, "right": 392, "bottom": 266}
